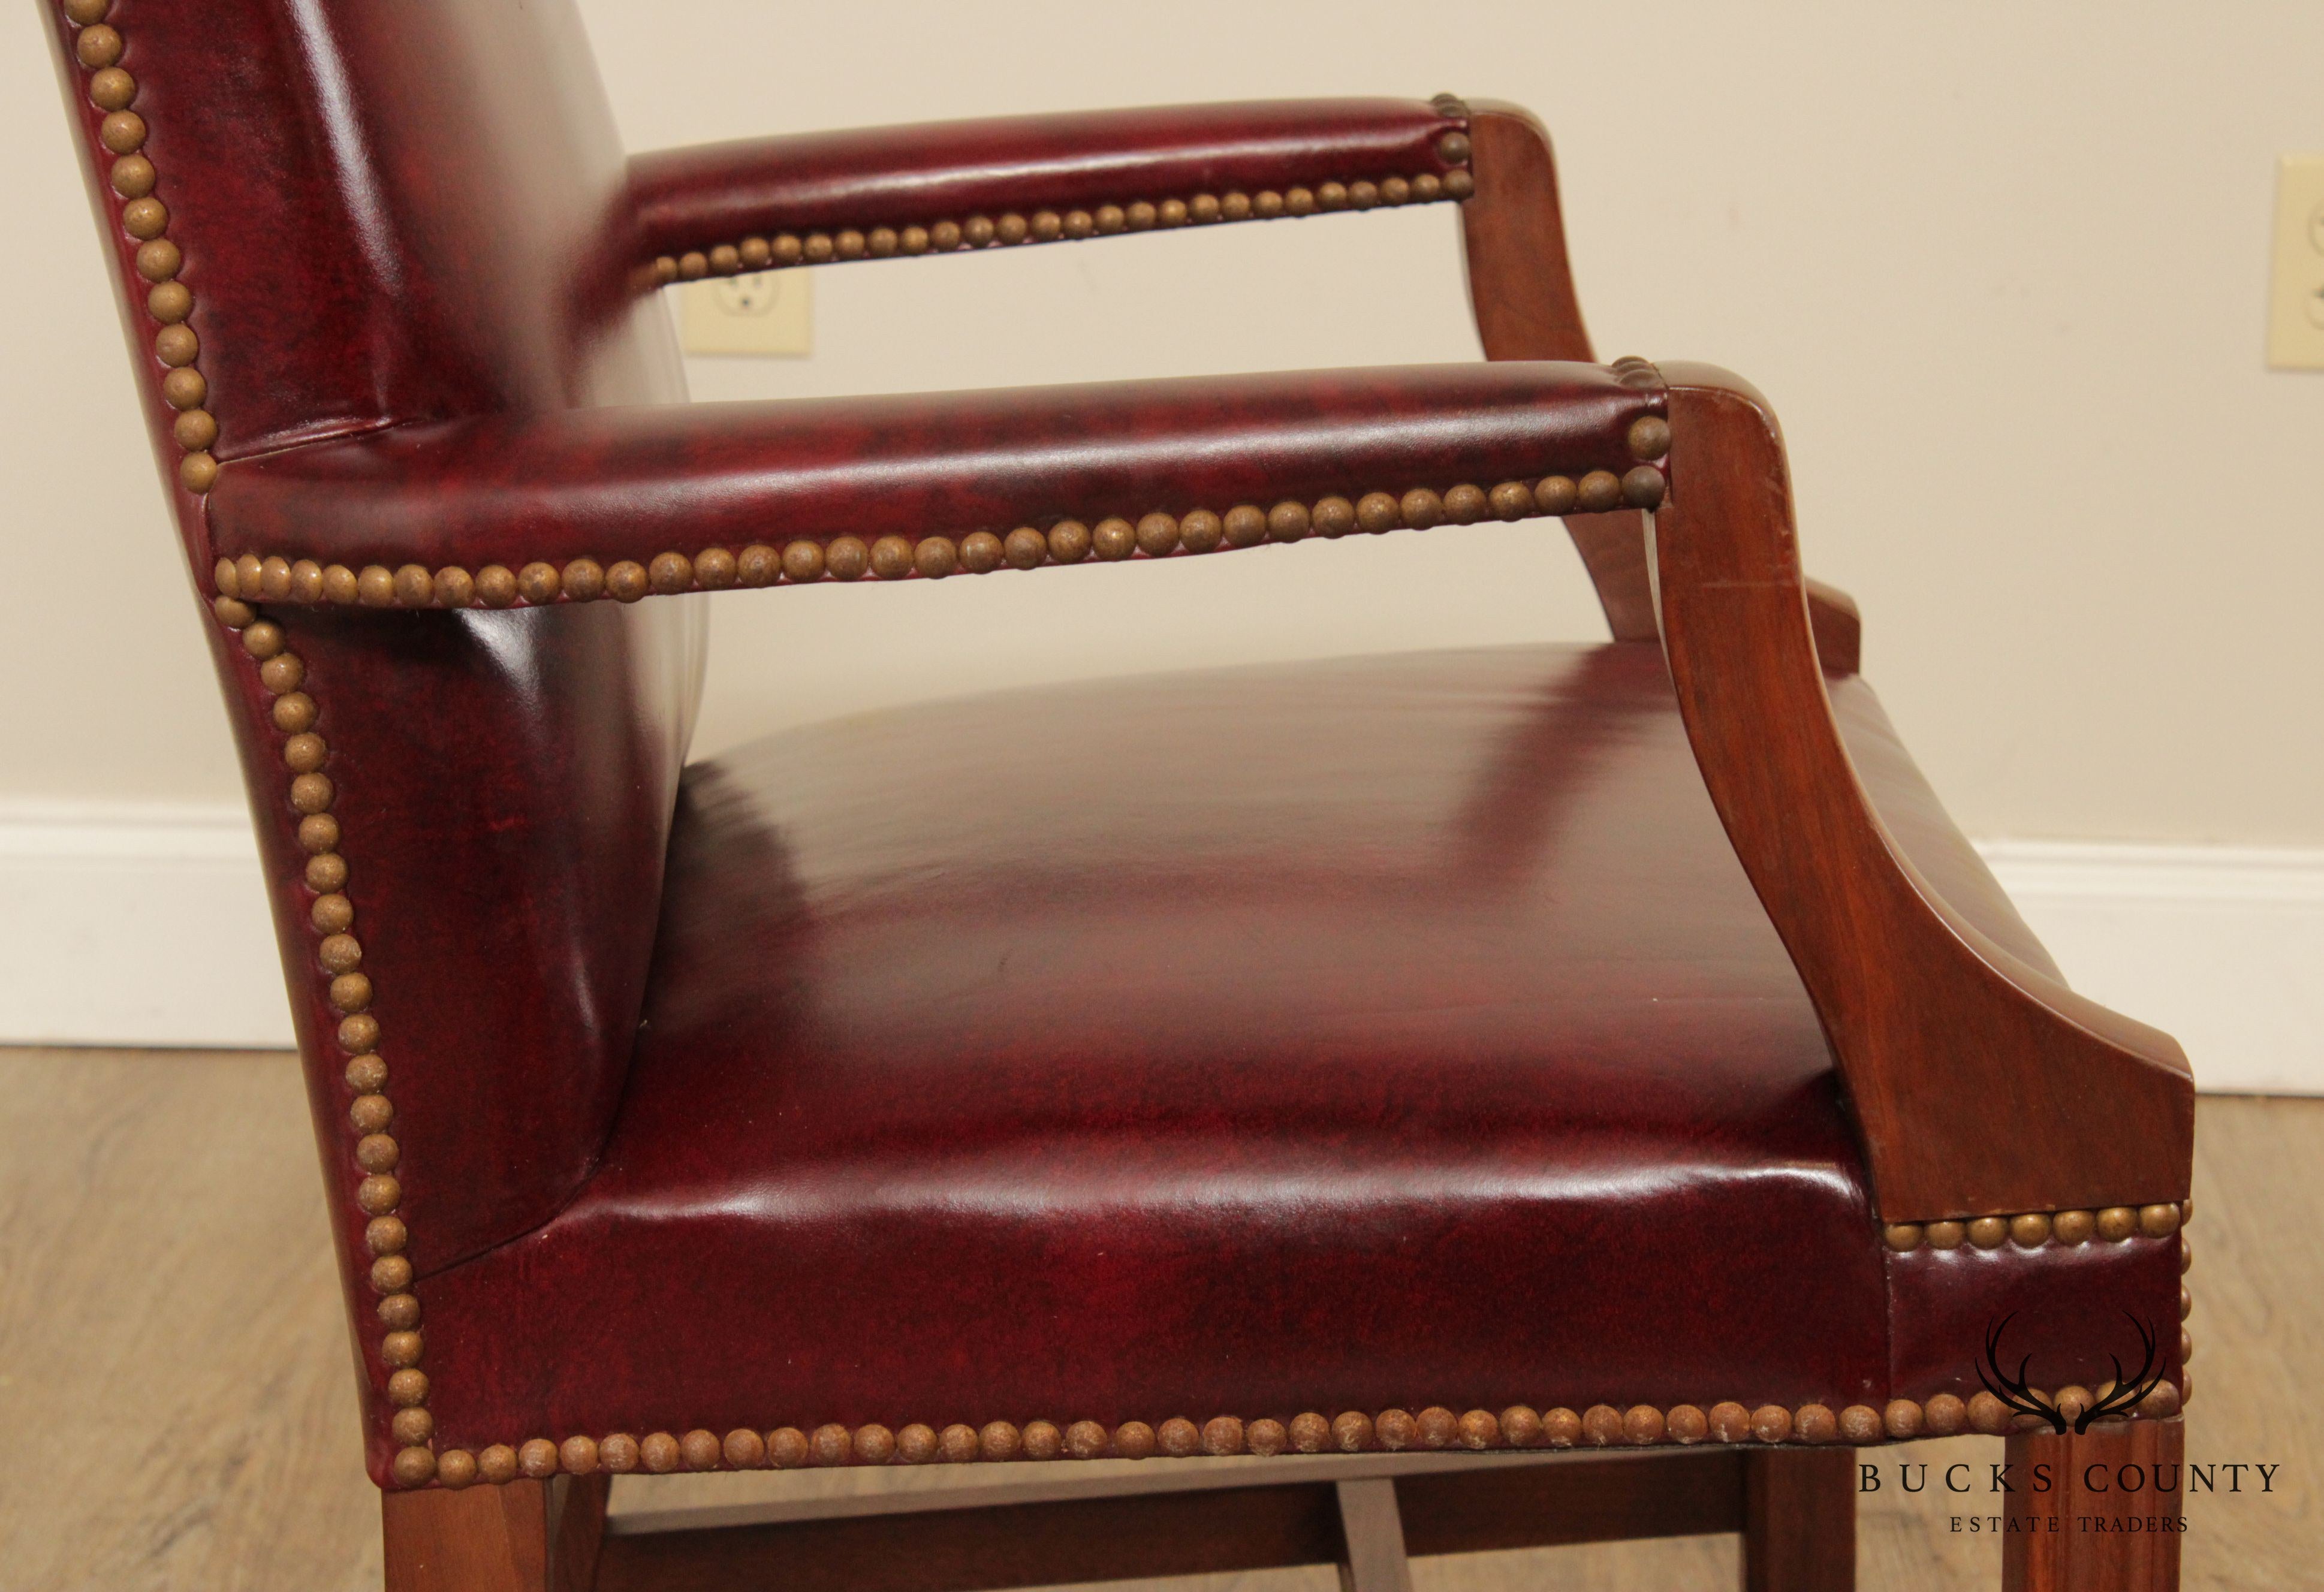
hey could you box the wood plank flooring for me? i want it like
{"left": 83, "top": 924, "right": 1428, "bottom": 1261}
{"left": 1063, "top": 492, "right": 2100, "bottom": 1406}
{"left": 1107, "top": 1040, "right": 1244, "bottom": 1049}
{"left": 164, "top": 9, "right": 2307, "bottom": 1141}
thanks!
{"left": 0, "top": 1048, "right": 2314, "bottom": 1590}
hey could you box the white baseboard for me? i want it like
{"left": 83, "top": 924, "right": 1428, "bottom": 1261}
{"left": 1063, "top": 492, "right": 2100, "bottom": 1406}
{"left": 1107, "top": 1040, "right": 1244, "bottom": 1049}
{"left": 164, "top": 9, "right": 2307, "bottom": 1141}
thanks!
{"left": 1976, "top": 840, "right": 2324, "bottom": 1096}
{"left": 1, "top": 803, "right": 2317, "bottom": 1092}
{"left": 0, "top": 801, "right": 293, "bottom": 1048}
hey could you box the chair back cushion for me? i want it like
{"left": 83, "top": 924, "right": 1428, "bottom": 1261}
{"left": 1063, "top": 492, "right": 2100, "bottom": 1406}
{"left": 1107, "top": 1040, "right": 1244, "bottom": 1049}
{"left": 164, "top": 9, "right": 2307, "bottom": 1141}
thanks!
{"left": 45, "top": 0, "right": 706, "bottom": 1268}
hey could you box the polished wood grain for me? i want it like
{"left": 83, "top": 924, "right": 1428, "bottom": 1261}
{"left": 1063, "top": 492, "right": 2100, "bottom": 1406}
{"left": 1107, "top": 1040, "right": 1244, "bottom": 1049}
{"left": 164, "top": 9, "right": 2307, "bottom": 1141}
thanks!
{"left": 1395, "top": 1452, "right": 1744, "bottom": 1554}
{"left": 1653, "top": 364, "right": 2193, "bottom": 1222}
{"left": 592, "top": 1451, "right": 1746, "bottom": 1591}
{"left": 384, "top": 1478, "right": 559, "bottom": 1592}
{"left": 1457, "top": 104, "right": 1859, "bottom": 677}
{"left": 603, "top": 1450, "right": 1716, "bottom": 1538}
{"left": 595, "top": 1478, "right": 1349, "bottom": 1592}
{"left": 551, "top": 1476, "right": 611, "bottom": 1592}
{"left": 1456, "top": 100, "right": 1659, "bottom": 644}
{"left": 0, "top": 1048, "right": 2305, "bottom": 1591}
{"left": 379, "top": 1473, "right": 605, "bottom": 1592}
{"left": 2002, "top": 1419, "right": 2183, "bottom": 1592}
{"left": 1744, "top": 1450, "right": 1856, "bottom": 1591}
{"left": 1455, "top": 102, "right": 1594, "bottom": 369}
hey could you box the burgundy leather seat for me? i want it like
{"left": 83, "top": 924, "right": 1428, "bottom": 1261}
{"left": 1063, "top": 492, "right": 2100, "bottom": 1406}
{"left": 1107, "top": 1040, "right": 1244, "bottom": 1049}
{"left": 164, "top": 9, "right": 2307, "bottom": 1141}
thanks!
{"left": 417, "top": 641, "right": 2102, "bottom": 1448}
{"left": 41, "top": 4, "right": 2192, "bottom": 1577}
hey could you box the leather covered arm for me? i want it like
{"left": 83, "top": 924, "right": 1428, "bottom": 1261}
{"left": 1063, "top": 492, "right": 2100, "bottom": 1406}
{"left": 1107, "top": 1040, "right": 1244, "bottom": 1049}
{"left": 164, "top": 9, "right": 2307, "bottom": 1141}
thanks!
{"left": 203, "top": 362, "right": 1668, "bottom": 608}
{"left": 626, "top": 98, "right": 1476, "bottom": 279}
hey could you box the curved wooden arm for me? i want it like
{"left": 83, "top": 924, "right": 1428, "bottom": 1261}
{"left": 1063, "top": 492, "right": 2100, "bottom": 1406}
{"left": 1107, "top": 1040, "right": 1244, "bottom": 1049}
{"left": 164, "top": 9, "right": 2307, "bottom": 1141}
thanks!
{"left": 203, "top": 362, "right": 1664, "bottom": 605}
{"left": 1652, "top": 363, "right": 2192, "bottom": 1221}
{"left": 1461, "top": 105, "right": 1861, "bottom": 673}
{"left": 1455, "top": 105, "right": 1593, "bottom": 367}
{"left": 1458, "top": 102, "right": 1660, "bottom": 643}
{"left": 627, "top": 98, "right": 1474, "bottom": 274}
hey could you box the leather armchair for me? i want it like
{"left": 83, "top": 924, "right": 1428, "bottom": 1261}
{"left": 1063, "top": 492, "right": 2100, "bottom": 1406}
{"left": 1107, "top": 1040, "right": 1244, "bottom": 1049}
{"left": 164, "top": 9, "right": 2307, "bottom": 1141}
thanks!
{"left": 40, "top": 3, "right": 2195, "bottom": 1590}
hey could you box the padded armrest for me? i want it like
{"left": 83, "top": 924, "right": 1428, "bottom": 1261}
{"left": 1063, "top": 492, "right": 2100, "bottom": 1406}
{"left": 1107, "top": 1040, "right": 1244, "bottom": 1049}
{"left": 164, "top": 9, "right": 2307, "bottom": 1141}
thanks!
{"left": 626, "top": 98, "right": 1476, "bottom": 279}
{"left": 203, "top": 362, "right": 1669, "bottom": 609}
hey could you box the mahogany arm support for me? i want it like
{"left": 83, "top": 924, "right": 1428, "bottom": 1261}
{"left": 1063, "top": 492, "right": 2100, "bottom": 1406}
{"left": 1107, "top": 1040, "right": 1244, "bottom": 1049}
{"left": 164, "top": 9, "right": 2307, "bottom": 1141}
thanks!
{"left": 1653, "top": 362, "right": 2193, "bottom": 1223}
{"left": 203, "top": 363, "right": 1666, "bottom": 597}
{"left": 626, "top": 98, "right": 1475, "bottom": 271}
{"left": 1459, "top": 103, "right": 1862, "bottom": 671}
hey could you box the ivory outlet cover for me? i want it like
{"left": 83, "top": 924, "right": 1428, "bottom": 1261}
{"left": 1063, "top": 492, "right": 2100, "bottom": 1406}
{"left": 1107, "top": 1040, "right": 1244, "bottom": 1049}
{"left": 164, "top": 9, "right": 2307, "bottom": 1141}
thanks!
{"left": 2266, "top": 155, "right": 2324, "bottom": 370}
{"left": 678, "top": 270, "right": 812, "bottom": 357}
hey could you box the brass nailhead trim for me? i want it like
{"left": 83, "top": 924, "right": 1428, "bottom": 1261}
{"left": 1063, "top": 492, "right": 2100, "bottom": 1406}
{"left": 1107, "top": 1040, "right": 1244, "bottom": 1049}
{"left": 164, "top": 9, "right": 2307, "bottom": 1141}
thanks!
{"left": 77, "top": 42, "right": 2182, "bottom": 1490}
{"left": 63, "top": 1, "right": 218, "bottom": 495}
{"left": 67, "top": 0, "right": 400, "bottom": 1451}
{"left": 647, "top": 163, "right": 1478, "bottom": 287}
{"left": 1880, "top": 1201, "right": 2187, "bottom": 1255}
{"left": 68, "top": 0, "right": 431, "bottom": 1482}
{"left": 205, "top": 599, "right": 435, "bottom": 1487}
{"left": 62, "top": 26, "right": 408, "bottom": 1479}
{"left": 58, "top": 22, "right": 418, "bottom": 1478}
{"left": 424, "top": 1383, "right": 2186, "bottom": 1490}
{"left": 213, "top": 449, "right": 1670, "bottom": 614}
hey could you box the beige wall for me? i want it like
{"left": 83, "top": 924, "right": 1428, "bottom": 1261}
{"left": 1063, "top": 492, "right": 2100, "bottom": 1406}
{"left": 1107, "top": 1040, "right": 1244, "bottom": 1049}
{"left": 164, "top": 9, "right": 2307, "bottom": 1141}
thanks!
{"left": 7, "top": 2, "right": 2320, "bottom": 842}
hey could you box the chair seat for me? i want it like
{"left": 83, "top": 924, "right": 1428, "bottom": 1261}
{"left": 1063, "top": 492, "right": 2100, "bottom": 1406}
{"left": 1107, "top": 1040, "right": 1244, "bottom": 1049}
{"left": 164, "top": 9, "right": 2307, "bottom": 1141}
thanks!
{"left": 417, "top": 641, "right": 2173, "bottom": 1455}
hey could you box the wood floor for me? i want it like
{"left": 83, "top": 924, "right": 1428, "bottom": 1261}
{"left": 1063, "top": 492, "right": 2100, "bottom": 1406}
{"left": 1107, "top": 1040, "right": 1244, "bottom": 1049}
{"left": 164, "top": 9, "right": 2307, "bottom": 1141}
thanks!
{"left": 1, "top": 1047, "right": 2314, "bottom": 1591}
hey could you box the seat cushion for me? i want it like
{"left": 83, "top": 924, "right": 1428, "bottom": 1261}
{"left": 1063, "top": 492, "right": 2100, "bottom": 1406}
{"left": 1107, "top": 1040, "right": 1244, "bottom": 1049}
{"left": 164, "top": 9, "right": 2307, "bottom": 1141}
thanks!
{"left": 414, "top": 641, "right": 2169, "bottom": 1463}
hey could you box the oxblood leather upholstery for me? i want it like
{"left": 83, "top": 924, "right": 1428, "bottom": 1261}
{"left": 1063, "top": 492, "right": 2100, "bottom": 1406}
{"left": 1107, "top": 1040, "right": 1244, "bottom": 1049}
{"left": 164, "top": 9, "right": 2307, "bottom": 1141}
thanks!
{"left": 44, "top": 0, "right": 709, "bottom": 1280}
{"left": 629, "top": 100, "right": 1471, "bottom": 261}
{"left": 206, "top": 365, "right": 1657, "bottom": 572}
{"left": 40, "top": 0, "right": 2186, "bottom": 1498}
{"left": 413, "top": 644, "right": 2168, "bottom": 1456}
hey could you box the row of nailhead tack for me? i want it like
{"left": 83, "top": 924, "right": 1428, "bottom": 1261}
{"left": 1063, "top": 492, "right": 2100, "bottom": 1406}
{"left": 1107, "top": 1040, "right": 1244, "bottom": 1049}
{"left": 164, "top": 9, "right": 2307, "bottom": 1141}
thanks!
{"left": 408, "top": 1380, "right": 2188, "bottom": 1491}
{"left": 61, "top": 0, "right": 222, "bottom": 495}
{"left": 1891, "top": 1211, "right": 2198, "bottom": 1374}
{"left": 208, "top": 438, "right": 1671, "bottom": 613}
{"left": 200, "top": 601, "right": 438, "bottom": 1486}
{"left": 189, "top": 595, "right": 2201, "bottom": 1497}
{"left": 1883, "top": 1199, "right": 2186, "bottom": 1253}
{"left": 397, "top": 1228, "right": 2195, "bottom": 1490}
{"left": 404, "top": 1221, "right": 2197, "bottom": 1487}
{"left": 59, "top": 0, "right": 440, "bottom": 1495}
{"left": 650, "top": 133, "right": 1477, "bottom": 284}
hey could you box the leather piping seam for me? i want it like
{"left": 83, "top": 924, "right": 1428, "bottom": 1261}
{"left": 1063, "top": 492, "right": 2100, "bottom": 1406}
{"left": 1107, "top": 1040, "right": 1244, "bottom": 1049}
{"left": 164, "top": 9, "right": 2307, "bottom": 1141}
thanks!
{"left": 207, "top": 434, "right": 1673, "bottom": 611}
{"left": 420, "top": 1385, "right": 2190, "bottom": 1491}
{"left": 644, "top": 156, "right": 1479, "bottom": 285}
{"left": 56, "top": 0, "right": 438, "bottom": 1491}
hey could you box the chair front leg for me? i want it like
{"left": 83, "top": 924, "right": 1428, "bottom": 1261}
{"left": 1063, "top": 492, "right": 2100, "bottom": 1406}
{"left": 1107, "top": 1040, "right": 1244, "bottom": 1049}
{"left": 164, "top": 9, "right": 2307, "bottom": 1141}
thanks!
{"left": 2003, "top": 1418, "right": 2183, "bottom": 1591}
{"left": 384, "top": 1474, "right": 608, "bottom": 1592}
{"left": 1744, "top": 1447, "right": 1856, "bottom": 1591}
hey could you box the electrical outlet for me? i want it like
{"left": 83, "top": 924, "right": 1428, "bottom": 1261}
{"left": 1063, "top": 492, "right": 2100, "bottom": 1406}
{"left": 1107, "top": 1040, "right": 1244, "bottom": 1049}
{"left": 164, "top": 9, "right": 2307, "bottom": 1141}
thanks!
{"left": 2266, "top": 155, "right": 2324, "bottom": 370}
{"left": 677, "top": 270, "right": 812, "bottom": 357}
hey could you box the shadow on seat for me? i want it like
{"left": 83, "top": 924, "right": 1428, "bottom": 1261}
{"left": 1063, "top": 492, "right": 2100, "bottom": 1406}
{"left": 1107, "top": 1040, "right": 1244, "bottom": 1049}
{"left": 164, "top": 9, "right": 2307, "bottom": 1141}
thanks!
{"left": 424, "top": 641, "right": 2048, "bottom": 1447}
